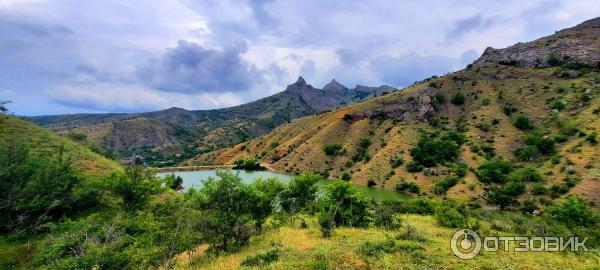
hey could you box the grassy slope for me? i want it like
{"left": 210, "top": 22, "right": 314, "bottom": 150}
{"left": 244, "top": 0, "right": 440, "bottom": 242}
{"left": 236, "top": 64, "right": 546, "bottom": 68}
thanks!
{"left": 193, "top": 65, "right": 600, "bottom": 206}
{"left": 0, "top": 115, "right": 121, "bottom": 175}
{"left": 174, "top": 214, "right": 600, "bottom": 269}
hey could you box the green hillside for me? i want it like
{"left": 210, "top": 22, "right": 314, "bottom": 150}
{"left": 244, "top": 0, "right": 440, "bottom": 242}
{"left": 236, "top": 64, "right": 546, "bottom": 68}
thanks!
{"left": 0, "top": 115, "right": 121, "bottom": 175}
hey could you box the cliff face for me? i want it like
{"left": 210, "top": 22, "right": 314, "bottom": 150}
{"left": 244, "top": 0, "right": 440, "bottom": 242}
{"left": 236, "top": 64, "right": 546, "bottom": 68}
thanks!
{"left": 475, "top": 17, "right": 600, "bottom": 68}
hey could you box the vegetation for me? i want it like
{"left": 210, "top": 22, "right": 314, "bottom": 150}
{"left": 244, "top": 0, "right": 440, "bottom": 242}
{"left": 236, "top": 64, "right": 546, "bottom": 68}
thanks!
{"left": 323, "top": 143, "right": 345, "bottom": 156}
{"left": 233, "top": 158, "right": 265, "bottom": 170}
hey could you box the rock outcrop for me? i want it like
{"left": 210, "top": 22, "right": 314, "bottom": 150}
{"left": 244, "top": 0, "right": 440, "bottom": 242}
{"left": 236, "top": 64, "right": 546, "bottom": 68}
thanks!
{"left": 475, "top": 17, "right": 600, "bottom": 68}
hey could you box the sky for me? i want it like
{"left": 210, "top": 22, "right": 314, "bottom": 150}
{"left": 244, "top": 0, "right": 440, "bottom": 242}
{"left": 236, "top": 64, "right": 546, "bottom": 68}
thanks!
{"left": 1, "top": 0, "right": 599, "bottom": 116}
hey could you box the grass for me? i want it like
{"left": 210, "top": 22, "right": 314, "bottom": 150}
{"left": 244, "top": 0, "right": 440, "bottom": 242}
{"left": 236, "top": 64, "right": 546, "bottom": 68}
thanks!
{"left": 0, "top": 115, "right": 121, "bottom": 175}
{"left": 172, "top": 214, "right": 600, "bottom": 269}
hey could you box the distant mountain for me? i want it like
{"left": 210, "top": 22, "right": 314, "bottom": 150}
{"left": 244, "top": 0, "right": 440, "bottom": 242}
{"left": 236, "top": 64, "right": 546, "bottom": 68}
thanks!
{"left": 26, "top": 78, "right": 395, "bottom": 165}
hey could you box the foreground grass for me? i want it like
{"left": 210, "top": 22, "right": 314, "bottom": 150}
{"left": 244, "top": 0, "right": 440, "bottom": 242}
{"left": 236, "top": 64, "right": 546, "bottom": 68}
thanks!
{"left": 174, "top": 214, "right": 600, "bottom": 270}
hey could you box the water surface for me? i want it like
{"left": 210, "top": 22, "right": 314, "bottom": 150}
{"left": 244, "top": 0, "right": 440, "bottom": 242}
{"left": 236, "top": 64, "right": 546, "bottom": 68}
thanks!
{"left": 158, "top": 169, "right": 409, "bottom": 201}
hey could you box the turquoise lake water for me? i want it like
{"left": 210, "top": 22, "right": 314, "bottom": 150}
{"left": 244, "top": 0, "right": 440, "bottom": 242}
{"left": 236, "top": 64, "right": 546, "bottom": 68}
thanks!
{"left": 157, "top": 169, "right": 408, "bottom": 201}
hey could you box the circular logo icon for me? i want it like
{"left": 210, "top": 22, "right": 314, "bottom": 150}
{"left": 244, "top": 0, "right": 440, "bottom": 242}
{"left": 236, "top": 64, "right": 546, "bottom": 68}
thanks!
{"left": 451, "top": 229, "right": 481, "bottom": 260}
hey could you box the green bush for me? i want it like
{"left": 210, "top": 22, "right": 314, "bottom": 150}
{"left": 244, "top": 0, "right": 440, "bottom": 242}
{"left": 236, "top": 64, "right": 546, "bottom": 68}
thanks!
{"left": 410, "top": 136, "right": 460, "bottom": 167}
{"left": 318, "top": 181, "right": 372, "bottom": 232}
{"left": 450, "top": 163, "right": 468, "bottom": 177}
{"left": 550, "top": 99, "right": 567, "bottom": 110}
{"left": 241, "top": 250, "right": 279, "bottom": 266}
{"left": 389, "top": 156, "right": 404, "bottom": 168}
{"left": 434, "top": 200, "right": 477, "bottom": 228}
{"left": 514, "top": 114, "right": 534, "bottom": 130}
{"left": 395, "top": 181, "right": 420, "bottom": 194}
{"left": 514, "top": 146, "right": 540, "bottom": 161}
{"left": 433, "top": 176, "right": 460, "bottom": 195}
{"left": 279, "top": 173, "right": 321, "bottom": 213}
{"left": 450, "top": 93, "right": 466, "bottom": 105}
{"left": 508, "top": 166, "right": 543, "bottom": 182}
{"left": 475, "top": 159, "right": 514, "bottom": 184}
{"left": 323, "top": 144, "right": 345, "bottom": 156}
{"left": 0, "top": 140, "right": 84, "bottom": 233}
{"left": 405, "top": 161, "right": 424, "bottom": 173}
{"left": 233, "top": 158, "right": 265, "bottom": 170}
{"left": 546, "top": 197, "right": 599, "bottom": 228}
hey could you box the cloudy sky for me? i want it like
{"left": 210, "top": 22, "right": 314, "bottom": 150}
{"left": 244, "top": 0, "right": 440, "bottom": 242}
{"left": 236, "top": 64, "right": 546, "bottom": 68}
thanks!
{"left": 1, "top": 0, "right": 599, "bottom": 115}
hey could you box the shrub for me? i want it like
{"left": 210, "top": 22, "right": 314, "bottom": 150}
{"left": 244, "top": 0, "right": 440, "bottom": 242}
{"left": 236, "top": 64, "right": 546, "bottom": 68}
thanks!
{"left": 531, "top": 183, "right": 547, "bottom": 195}
{"left": 550, "top": 99, "right": 567, "bottom": 110}
{"left": 475, "top": 159, "right": 514, "bottom": 184}
{"left": 435, "top": 200, "right": 477, "bottom": 228}
{"left": 523, "top": 133, "right": 555, "bottom": 155}
{"left": 340, "top": 171, "right": 352, "bottom": 181}
{"left": 389, "top": 156, "right": 404, "bottom": 168}
{"left": 508, "top": 166, "right": 543, "bottom": 182}
{"left": 483, "top": 180, "right": 525, "bottom": 209}
{"left": 319, "top": 181, "right": 372, "bottom": 230}
{"left": 410, "top": 136, "right": 460, "bottom": 167}
{"left": 279, "top": 173, "right": 321, "bottom": 213}
{"left": 502, "top": 105, "right": 518, "bottom": 116}
{"left": 546, "top": 197, "right": 599, "bottom": 228}
{"left": 450, "top": 93, "right": 466, "bottom": 105}
{"left": 241, "top": 250, "right": 279, "bottom": 266}
{"left": 449, "top": 163, "right": 468, "bottom": 177}
{"left": 405, "top": 161, "right": 424, "bottom": 173}
{"left": 433, "top": 176, "right": 460, "bottom": 195}
{"left": 514, "top": 146, "right": 540, "bottom": 161}
{"left": 481, "top": 98, "right": 491, "bottom": 106}
{"left": 586, "top": 132, "right": 598, "bottom": 145}
{"left": 323, "top": 144, "right": 345, "bottom": 156}
{"left": 514, "top": 114, "right": 534, "bottom": 130}
{"left": 367, "top": 179, "right": 376, "bottom": 187}
{"left": 233, "top": 158, "right": 265, "bottom": 170}
{"left": 359, "top": 138, "right": 371, "bottom": 148}
{"left": 270, "top": 141, "right": 280, "bottom": 149}
{"left": 0, "top": 141, "right": 84, "bottom": 233}
{"left": 192, "top": 171, "right": 261, "bottom": 252}
{"left": 395, "top": 181, "right": 420, "bottom": 194}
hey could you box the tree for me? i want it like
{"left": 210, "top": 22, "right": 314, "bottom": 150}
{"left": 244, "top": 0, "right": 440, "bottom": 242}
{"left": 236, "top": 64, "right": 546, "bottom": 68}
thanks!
{"left": 0, "top": 100, "right": 11, "bottom": 113}
{"left": 108, "top": 166, "right": 162, "bottom": 212}
{"left": 189, "top": 171, "right": 260, "bottom": 252}
{"left": 279, "top": 173, "right": 321, "bottom": 214}
{"left": 250, "top": 178, "right": 285, "bottom": 232}
{"left": 0, "top": 140, "right": 82, "bottom": 233}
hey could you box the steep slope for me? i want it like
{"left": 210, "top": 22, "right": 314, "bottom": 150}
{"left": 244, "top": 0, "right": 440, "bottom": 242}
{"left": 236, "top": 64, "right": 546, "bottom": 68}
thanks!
{"left": 26, "top": 78, "right": 394, "bottom": 163}
{"left": 193, "top": 17, "right": 600, "bottom": 206}
{"left": 0, "top": 115, "right": 121, "bottom": 175}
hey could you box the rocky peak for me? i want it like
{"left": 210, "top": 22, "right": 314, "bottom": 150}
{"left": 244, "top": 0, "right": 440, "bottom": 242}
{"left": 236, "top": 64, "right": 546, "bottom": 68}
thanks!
{"left": 293, "top": 76, "right": 307, "bottom": 86}
{"left": 323, "top": 79, "right": 347, "bottom": 92}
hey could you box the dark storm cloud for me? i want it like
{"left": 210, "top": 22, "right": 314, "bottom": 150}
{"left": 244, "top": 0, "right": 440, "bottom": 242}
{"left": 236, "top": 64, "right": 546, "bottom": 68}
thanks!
{"left": 447, "top": 14, "right": 495, "bottom": 40}
{"left": 138, "top": 40, "right": 263, "bottom": 93}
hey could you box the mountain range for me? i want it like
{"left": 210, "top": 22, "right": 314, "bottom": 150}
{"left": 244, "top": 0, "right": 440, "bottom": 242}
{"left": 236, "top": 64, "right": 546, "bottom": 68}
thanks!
{"left": 27, "top": 78, "right": 395, "bottom": 164}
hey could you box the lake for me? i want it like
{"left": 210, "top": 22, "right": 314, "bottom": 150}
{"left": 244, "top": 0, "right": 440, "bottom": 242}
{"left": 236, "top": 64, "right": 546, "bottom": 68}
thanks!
{"left": 157, "top": 169, "right": 409, "bottom": 201}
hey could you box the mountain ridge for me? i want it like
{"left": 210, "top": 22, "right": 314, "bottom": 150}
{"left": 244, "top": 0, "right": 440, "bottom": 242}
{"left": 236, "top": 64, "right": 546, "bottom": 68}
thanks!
{"left": 26, "top": 78, "right": 396, "bottom": 165}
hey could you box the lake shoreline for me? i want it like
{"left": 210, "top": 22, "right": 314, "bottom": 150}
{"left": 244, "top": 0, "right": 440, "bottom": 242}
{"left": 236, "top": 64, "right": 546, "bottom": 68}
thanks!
{"left": 153, "top": 165, "right": 234, "bottom": 173}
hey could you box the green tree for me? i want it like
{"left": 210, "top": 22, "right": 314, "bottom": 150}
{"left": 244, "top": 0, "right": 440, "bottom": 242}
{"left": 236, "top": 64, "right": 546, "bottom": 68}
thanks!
{"left": 108, "top": 166, "right": 162, "bottom": 212}
{"left": 279, "top": 173, "right": 321, "bottom": 214}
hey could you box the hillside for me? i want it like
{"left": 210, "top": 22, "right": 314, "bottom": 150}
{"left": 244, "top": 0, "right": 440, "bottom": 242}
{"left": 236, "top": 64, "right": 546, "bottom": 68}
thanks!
{"left": 0, "top": 115, "right": 121, "bottom": 175}
{"left": 26, "top": 78, "right": 394, "bottom": 165}
{"left": 193, "top": 17, "right": 600, "bottom": 207}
